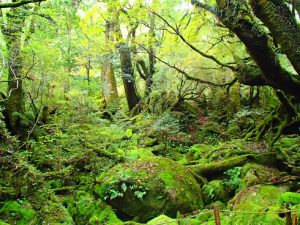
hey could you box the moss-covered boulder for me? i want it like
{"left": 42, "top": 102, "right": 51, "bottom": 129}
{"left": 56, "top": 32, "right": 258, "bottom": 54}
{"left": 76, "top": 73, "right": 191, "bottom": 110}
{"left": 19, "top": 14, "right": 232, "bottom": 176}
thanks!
{"left": 95, "top": 157, "right": 204, "bottom": 222}
{"left": 146, "top": 215, "right": 178, "bottom": 225}
{"left": 228, "top": 185, "right": 289, "bottom": 225}
{"left": 241, "top": 163, "right": 282, "bottom": 187}
{"left": 0, "top": 200, "right": 36, "bottom": 225}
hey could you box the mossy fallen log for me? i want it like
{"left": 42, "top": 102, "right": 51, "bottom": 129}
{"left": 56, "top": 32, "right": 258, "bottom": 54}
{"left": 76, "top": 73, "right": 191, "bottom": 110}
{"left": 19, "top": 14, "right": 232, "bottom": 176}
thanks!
{"left": 84, "top": 143, "right": 123, "bottom": 161}
{"left": 188, "top": 151, "right": 280, "bottom": 178}
{"left": 187, "top": 155, "right": 253, "bottom": 177}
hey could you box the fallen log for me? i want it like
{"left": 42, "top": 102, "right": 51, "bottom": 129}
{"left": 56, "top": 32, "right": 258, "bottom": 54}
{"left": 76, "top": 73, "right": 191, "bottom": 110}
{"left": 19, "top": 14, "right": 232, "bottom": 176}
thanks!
{"left": 187, "top": 152, "right": 279, "bottom": 178}
{"left": 187, "top": 154, "right": 253, "bottom": 177}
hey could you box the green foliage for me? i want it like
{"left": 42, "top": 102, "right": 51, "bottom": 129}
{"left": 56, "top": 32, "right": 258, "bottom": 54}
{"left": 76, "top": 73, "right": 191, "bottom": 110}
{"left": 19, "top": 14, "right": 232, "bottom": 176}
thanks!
{"left": 96, "top": 167, "right": 149, "bottom": 201}
{"left": 152, "top": 112, "right": 181, "bottom": 137}
{"left": 0, "top": 0, "right": 299, "bottom": 224}
{"left": 223, "top": 167, "right": 243, "bottom": 192}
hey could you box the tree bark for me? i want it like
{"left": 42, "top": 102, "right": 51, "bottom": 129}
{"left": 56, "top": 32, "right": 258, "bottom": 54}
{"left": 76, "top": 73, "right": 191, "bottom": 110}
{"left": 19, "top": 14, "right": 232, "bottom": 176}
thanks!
{"left": 119, "top": 43, "right": 141, "bottom": 111}
{"left": 146, "top": 13, "right": 156, "bottom": 96}
{"left": 250, "top": 0, "right": 300, "bottom": 77}
{"left": 2, "top": 6, "right": 26, "bottom": 134}
{"left": 101, "top": 56, "right": 119, "bottom": 110}
{"left": 215, "top": 0, "right": 300, "bottom": 99}
{"left": 101, "top": 20, "right": 119, "bottom": 111}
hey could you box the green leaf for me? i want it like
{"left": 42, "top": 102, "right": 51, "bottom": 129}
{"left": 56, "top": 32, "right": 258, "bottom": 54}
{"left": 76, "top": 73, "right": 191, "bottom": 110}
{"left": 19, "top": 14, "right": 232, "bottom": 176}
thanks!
{"left": 121, "top": 183, "right": 127, "bottom": 192}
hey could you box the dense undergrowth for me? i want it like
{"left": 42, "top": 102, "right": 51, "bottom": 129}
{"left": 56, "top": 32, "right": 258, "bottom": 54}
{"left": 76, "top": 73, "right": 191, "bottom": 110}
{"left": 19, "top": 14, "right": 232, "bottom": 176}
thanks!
{"left": 0, "top": 95, "right": 299, "bottom": 225}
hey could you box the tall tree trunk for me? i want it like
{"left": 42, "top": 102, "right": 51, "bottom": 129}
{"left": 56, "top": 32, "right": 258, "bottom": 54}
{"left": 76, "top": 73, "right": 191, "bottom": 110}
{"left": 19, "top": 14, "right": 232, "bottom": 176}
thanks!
{"left": 101, "top": 20, "right": 119, "bottom": 111}
{"left": 146, "top": 13, "right": 156, "bottom": 96}
{"left": 2, "top": 6, "right": 26, "bottom": 134}
{"left": 119, "top": 43, "right": 141, "bottom": 111}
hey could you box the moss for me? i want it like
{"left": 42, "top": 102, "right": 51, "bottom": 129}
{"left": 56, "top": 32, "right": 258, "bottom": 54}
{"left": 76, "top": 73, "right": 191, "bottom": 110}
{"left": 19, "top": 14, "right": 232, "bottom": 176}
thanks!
{"left": 89, "top": 205, "right": 123, "bottom": 225}
{"left": 142, "top": 137, "right": 157, "bottom": 147}
{"left": 179, "top": 218, "right": 201, "bottom": 225}
{"left": 39, "top": 201, "right": 74, "bottom": 225}
{"left": 95, "top": 157, "right": 203, "bottom": 222}
{"left": 227, "top": 185, "right": 289, "bottom": 225}
{"left": 0, "top": 221, "right": 10, "bottom": 225}
{"left": 124, "top": 148, "right": 155, "bottom": 162}
{"left": 277, "top": 192, "right": 300, "bottom": 206}
{"left": 0, "top": 200, "right": 36, "bottom": 225}
{"left": 241, "top": 163, "right": 282, "bottom": 187}
{"left": 185, "top": 144, "right": 213, "bottom": 161}
{"left": 159, "top": 172, "right": 175, "bottom": 188}
{"left": 195, "top": 209, "right": 213, "bottom": 224}
{"left": 146, "top": 215, "right": 178, "bottom": 225}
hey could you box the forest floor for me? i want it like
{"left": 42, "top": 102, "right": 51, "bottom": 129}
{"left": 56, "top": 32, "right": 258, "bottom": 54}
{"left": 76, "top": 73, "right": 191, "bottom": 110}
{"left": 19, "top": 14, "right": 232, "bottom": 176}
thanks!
{"left": 0, "top": 104, "right": 300, "bottom": 225}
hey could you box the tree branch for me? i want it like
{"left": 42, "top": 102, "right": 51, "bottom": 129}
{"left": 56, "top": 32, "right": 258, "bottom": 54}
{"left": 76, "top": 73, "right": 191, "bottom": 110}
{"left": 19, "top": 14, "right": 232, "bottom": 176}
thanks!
{"left": 191, "top": 0, "right": 219, "bottom": 16}
{"left": 135, "top": 41, "right": 235, "bottom": 87}
{"left": 148, "top": 9, "right": 236, "bottom": 71}
{"left": 0, "top": 0, "right": 46, "bottom": 8}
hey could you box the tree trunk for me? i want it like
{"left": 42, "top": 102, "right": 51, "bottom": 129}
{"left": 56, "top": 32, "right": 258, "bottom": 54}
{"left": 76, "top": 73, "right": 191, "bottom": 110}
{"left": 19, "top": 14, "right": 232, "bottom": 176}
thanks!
{"left": 251, "top": 0, "right": 300, "bottom": 77}
{"left": 146, "top": 13, "right": 156, "bottom": 96}
{"left": 215, "top": 0, "right": 300, "bottom": 99}
{"left": 2, "top": 6, "right": 26, "bottom": 134}
{"left": 101, "top": 20, "right": 119, "bottom": 111}
{"left": 101, "top": 55, "right": 119, "bottom": 110}
{"left": 119, "top": 43, "right": 141, "bottom": 112}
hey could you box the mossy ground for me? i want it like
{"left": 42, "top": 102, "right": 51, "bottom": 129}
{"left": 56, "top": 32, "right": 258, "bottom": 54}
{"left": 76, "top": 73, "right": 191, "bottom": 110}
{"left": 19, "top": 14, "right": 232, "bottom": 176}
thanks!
{"left": 0, "top": 109, "right": 299, "bottom": 224}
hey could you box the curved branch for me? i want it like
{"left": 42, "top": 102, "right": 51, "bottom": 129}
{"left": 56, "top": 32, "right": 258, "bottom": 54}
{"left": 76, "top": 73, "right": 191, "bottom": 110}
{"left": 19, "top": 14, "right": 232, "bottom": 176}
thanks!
{"left": 135, "top": 41, "right": 235, "bottom": 87}
{"left": 0, "top": 0, "right": 46, "bottom": 8}
{"left": 148, "top": 9, "right": 236, "bottom": 71}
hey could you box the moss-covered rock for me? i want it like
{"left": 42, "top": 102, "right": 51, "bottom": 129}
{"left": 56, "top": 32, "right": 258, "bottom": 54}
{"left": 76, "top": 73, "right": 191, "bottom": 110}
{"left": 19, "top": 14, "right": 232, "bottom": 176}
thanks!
{"left": 89, "top": 205, "right": 123, "bottom": 225}
{"left": 228, "top": 185, "right": 289, "bottom": 225}
{"left": 0, "top": 200, "right": 36, "bottom": 225}
{"left": 95, "top": 157, "right": 204, "bottom": 222}
{"left": 241, "top": 163, "right": 282, "bottom": 187}
{"left": 146, "top": 215, "right": 178, "bottom": 225}
{"left": 142, "top": 137, "right": 158, "bottom": 147}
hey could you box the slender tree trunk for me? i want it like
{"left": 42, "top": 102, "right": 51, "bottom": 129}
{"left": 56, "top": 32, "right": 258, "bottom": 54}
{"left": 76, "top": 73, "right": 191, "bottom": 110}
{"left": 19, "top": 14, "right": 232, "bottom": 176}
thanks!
{"left": 119, "top": 43, "right": 141, "bottom": 111}
{"left": 101, "top": 20, "right": 119, "bottom": 111}
{"left": 101, "top": 56, "right": 119, "bottom": 109}
{"left": 86, "top": 58, "right": 91, "bottom": 86}
{"left": 146, "top": 13, "right": 156, "bottom": 96}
